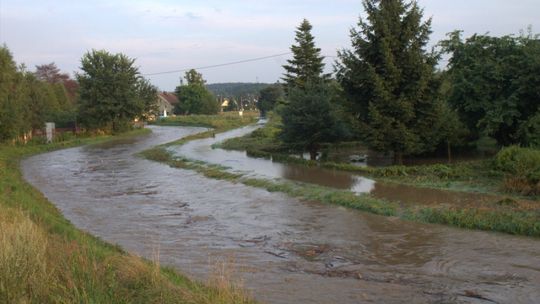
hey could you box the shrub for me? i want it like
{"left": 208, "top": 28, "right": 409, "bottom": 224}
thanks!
{"left": 494, "top": 146, "right": 540, "bottom": 194}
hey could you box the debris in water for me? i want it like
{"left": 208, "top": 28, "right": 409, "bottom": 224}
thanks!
{"left": 265, "top": 251, "right": 288, "bottom": 259}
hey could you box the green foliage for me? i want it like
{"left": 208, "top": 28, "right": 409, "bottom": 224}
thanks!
{"left": 136, "top": 78, "right": 159, "bottom": 121}
{"left": 184, "top": 69, "right": 206, "bottom": 85}
{"left": 494, "top": 146, "right": 540, "bottom": 194}
{"left": 280, "top": 83, "right": 347, "bottom": 159}
{"left": 0, "top": 46, "right": 77, "bottom": 142}
{"left": 440, "top": 31, "right": 540, "bottom": 146}
{"left": 174, "top": 70, "right": 219, "bottom": 115}
{"left": 206, "top": 83, "right": 270, "bottom": 98}
{"left": 518, "top": 112, "right": 540, "bottom": 148}
{"left": 0, "top": 46, "right": 27, "bottom": 141}
{"left": 219, "top": 113, "right": 283, "bottom": 152}
{"left": 336, "top": 0, "right": 442, "bottom": 164}
{"left": 77, "top": 50, "right": 157, "bottom": 132}
{"left": 282, "top": 19, "right": 328, "bottom": 89}
{"left": 406, "top": 206, "right": 540, "bottom": 237}
{"left": 256, "top": 84, "right": 284, "bottom": 116}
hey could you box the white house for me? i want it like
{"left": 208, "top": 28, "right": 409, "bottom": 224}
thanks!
{"left": 157, "top": 92, "right": 179, "bottom": 118}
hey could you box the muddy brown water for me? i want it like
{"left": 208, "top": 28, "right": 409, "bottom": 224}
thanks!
{"left": 22, "top": 125, "right": 540, "bottom": 303}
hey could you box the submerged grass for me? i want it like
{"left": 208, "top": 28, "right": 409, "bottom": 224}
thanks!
{"left": 219, "top": 115, "right": 539, "bottom": 200}
{"left": 0, "top": 129, "right": 254, "bottom": 304}
{"left": 143, "top": 145, "right": 540, "bottom": 237}
{"left": 142, "top": 114, "right": 540, "bottom": 237}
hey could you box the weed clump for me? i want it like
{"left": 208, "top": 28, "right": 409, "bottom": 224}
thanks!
{"left": 494, "top": 146, "right": 540, "bottom": 195}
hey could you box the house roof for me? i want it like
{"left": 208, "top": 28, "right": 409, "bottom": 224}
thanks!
{"left": 158, "top": 92, "right": 179, "bottom": 105}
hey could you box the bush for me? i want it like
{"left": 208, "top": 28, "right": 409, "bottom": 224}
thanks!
{"left": 494, "top": 146, "right": 540, "bottom": 194}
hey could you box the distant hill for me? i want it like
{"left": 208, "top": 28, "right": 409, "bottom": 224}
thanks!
{"left": 206, "top": 82, "right": 272, "bottom": 98}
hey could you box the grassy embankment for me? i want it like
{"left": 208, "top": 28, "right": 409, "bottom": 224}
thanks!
{"left": 142, "top": 114, "right": 540, "bottom": 237}
{"left": 0, "top": 128, "right": 252, "bottom": 304}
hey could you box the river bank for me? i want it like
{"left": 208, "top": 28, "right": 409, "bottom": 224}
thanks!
{"left": 142, "top": 115, "right": 539, "bottom": 237}
{"left": 0, "top": 128, "right": 252, "bottom": 303}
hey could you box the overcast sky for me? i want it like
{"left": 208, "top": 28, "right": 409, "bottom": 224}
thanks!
{"left": 1, "top": 0, "right": 539, "bottom": 91}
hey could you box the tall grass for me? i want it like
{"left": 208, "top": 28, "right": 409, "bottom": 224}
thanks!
{"left": 0, "top": 209, "right": 49, "bottom": 303}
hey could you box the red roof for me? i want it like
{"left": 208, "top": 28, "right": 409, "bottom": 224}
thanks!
{"left": 158, "top": 92, "right": 179, "bottom": 104}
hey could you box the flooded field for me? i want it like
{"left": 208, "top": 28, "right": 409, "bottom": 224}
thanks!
{"left": 171, "top": 124, "right": 531, "bottom": 207}
{"left": 22, "top": 125, "right": 540, "bottom": 303}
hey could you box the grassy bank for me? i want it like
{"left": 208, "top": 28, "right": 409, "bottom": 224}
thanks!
{"left": 141, "top": 115, "right": 539, "bottom": 237}
{"left": 0, "top": 129, "right": 252, "bottom": 303}
{"left": 152, "top": 112, "right": 259, "bottom": 147}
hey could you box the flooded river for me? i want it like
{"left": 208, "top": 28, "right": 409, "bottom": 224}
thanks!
{"left": 22, "top": 126, "right": 540, "bottom": 303}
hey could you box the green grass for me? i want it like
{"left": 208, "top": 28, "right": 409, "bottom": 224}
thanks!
{"left": 217, "top": 113, "right": 283, "bottom": 153}
{"left": 152, "top": 111, "right": 259, "bottom": 129}
{"left": 141, "top": 114, "right": 540, "bottom": 237}
{"left": 0, "top": 129, "right": 253, "bottom": 304}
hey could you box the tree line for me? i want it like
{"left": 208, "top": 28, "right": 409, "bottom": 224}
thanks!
{"left": 266, "top": 0, "right": 540, "bottom": 163}
{"left": 0, "top": 48, "right": 77, "bottom": 142}
{"left": 0, "top": 48, "right": 162, "bottom": 142}
{"left": 0, "top": 44, "right": 226, "bottom": 143}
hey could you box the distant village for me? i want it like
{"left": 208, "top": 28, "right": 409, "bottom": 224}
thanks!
{"left": 155, "top": 86, "right": 261, "bottom": 119}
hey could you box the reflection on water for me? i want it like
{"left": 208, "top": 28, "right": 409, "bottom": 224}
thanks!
{"left": 22, "top": 126, "right": 540, "bottom": 304}
{"left": 170, "top": 124, "right": 378, "bottom": 193}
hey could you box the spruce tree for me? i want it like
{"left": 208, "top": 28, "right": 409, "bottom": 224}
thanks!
{"left": 280, "top": 82, "right": 346, "bottom": 160}
{"left": 336, "top": 0, "right": 441, "bottom": 164}
{"left": 282, "top": 19, "right": 328, "bottom": 89}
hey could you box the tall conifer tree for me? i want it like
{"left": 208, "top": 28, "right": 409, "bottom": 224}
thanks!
{"left": 282, "top": 19, "right": 328, "bottom": 89}
{"left": 336, "top": 0, "right": 441, "bottom": 164}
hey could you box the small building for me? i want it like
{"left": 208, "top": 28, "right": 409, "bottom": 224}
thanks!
{"left": 221, "top": 98, "right": 230, "bottom": 111}
{"left": 157, "top": 92, "right": 179, "bottom": 118}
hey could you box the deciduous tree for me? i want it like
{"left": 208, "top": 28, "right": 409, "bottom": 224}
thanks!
{"left": 174, "top": 70, "right": 219, "bottom": 115}
{"left": 35, "top": 62, "right": 79, "bottom": 103}
{"left": 0, "top": 46, "right": 28, "bottom": 141}
{"left": 257, "top": 84, "right": 284, "bottom": 117}
{"left": 77, "top": 50, "right": 156, "bottom": 132}
{"left": 440, "top": 31, "right": 540, "bottom": 147}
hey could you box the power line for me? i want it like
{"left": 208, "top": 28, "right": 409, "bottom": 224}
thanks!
{"left": 142, "top": 52, "right": 339, "bottom": 76}
{"left": 143, "top": 52, "right": 292, "bottom": 76}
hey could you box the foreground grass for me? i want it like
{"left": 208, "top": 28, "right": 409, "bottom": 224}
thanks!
{"left": 0, "top": 130, "right": 252, "bottom": 304}
{"left": 142, "top": 114, "right": 540, "bottom": 237}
